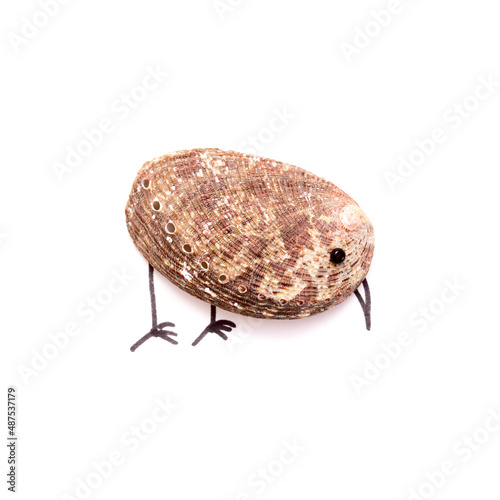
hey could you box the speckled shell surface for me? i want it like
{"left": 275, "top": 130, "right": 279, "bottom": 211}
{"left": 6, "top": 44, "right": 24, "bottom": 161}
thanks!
{"left": 125, "top": 148, "right": 374, "bottom": 319}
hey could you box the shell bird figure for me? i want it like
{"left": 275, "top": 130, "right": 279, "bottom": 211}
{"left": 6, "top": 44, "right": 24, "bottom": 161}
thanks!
{"left": 125, "top": 148, "right": 374, "bottom": 350}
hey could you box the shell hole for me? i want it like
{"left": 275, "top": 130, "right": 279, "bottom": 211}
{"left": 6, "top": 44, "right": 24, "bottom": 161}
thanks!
{"left": 152, "top": 200, "right": 161, "bottom": 211}
{"left": 200, "top": 261, "right": 209, "bottom": 271}
{"left": 166, "top": 222, "right": 176, "bottom": 234}
{"left": 237, "top": 284, "right": 248, "bottom": 294}
{"left": 182, "top": 244, "right": 193, "bottom": 254}
{"left": 279, "top": 299, "right": 288, "bottom": 305}
{"left": 296, "top": 300, "right": 305, "bottom": 306}
{"left": 219, "top": 274, "right": 228, "bottom": 284}
{"left": 258, "top": 294, "right": 266, "bottom": 300}
{"left": 142, "top": 179, "right": 150, "bottom": 189}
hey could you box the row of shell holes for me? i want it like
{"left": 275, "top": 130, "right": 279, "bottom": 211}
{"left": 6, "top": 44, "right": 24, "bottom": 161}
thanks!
{"left": 143, "top": 177, "right": 310, "bottom": 307}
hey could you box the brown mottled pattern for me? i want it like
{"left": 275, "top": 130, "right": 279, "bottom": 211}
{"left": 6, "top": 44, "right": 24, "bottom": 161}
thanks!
{"left": 125, "top": 148, "right": 375, "bottom": 319}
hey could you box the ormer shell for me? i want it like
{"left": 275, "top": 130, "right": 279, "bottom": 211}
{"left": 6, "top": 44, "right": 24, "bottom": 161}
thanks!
{"left": 125, "top": 148, "right": 374, "bottom": 319}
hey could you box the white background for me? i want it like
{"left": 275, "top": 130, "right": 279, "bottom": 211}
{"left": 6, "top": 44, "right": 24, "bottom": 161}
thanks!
{"left": 2, "top": 0, "right": 500, "bottom": 499}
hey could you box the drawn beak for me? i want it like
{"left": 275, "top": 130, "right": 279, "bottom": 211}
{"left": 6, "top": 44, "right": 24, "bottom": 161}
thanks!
{"left": 354, "top": 278, "right": 371, "bottom": 331}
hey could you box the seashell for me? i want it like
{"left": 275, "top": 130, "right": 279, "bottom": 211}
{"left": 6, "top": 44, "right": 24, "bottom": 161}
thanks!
{"left": 125, "top": 148, "right": 374, "bottom": 320}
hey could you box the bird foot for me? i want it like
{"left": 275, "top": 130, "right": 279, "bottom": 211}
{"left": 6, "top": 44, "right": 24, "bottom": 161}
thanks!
{"left": 192, "top": 319, "right": 236, "bottom": 346}
{"left": 130, "top": 322, "right": 178, "bottom": 352}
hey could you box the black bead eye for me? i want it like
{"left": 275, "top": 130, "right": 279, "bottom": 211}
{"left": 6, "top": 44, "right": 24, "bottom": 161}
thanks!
{"left": 330, "top": 248, "right": 346, "bottom": 264}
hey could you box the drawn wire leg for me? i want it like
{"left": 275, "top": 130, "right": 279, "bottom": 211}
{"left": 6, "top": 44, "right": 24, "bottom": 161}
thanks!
{"left": 192, "top": 305, "right": 236, "bottom": 346}
{"left": 354, "top": 278, "right": 371, "bottom": 331}
{"left": 130, "top": 264, "right": 178, "bottom": 352}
